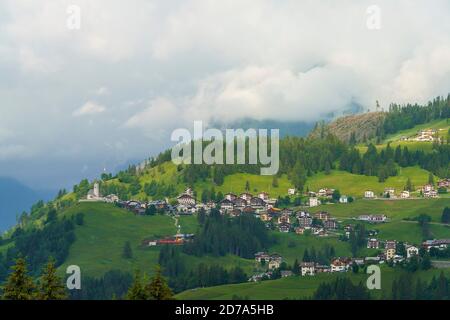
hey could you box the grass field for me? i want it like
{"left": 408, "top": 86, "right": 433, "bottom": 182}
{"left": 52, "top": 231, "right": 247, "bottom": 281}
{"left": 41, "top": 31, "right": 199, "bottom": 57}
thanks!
{"left": 176, "top": 266, "right": 450, "bottom": 300}
{"left": 194, "top": 173, "right": 293, "bottom": 199}
{"left": 57, "top": 202, "right": 252, "bottom": 278}
{"left": 306, "top": 166, "right": 435, "bottom": 197}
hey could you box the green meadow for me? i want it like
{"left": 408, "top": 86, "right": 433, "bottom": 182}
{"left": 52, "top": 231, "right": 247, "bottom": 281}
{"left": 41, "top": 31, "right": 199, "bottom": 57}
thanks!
{"left": 306, "top": 166, "right": 435, "bottom": 197}
{"left": 176, "top": 266, "right": 450, "bottom": 300}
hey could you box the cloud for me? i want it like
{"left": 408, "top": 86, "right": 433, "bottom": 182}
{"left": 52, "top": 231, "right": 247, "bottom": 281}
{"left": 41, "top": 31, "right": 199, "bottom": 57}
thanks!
{"left": 0, "top": 0, "right": 449, "bottom": 189}
{"left": 125, "top": 97, "right": 182, "bottom": 138}
{"left": 73, "top": 101, "right": 106, "bottom": 116}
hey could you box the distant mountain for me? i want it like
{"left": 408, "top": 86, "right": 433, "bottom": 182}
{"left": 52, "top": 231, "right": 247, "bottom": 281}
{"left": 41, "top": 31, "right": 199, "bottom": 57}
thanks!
{"left": 0, "top": 177, "right": 53, "bottom": 232}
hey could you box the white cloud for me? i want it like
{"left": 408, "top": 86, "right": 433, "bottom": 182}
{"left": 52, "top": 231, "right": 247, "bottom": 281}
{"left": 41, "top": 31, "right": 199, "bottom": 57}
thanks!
{"left": 0, "top": 0, "right": 449, "bottom": 188}
{"left": 73, "top": 101, "right": 106, "bottom": 116}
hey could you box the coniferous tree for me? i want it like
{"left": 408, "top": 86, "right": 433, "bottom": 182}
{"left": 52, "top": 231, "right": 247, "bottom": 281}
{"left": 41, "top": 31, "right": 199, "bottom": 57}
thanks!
{"left": 145, "top": 266, "right": 174, "bottom": 300}
{"left": 38, "top": 258, "right": 67, "bottom": 300}
{"left": 3, "top": 257, "right": 36, "bottom": 300}
{"left": 126, "top": 270, "right": 148, "bottom": 300}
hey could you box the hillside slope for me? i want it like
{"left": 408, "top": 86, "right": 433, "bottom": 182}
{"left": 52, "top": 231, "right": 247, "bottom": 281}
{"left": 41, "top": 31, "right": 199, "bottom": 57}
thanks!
{"left": 309, "top": 112, "right": 386, "bottom": 143}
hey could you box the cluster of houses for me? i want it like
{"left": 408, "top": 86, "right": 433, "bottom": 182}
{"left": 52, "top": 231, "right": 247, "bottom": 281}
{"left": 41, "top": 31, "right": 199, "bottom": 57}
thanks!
{"left": 306, "top": 188, "right": 349, "bottom": 207}
{"left": 363, "top": 180, "right": 449, "bottom": 200}
{"left": 251, "top": 238, "right": 450, "bottom": 281}
{"left": 400, "top": 129, "right": 440, "bottom": 143}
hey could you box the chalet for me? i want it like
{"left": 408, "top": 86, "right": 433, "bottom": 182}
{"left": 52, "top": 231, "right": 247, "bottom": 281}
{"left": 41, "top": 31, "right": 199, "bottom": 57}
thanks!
{"left": 177, "top": 194, "right": 196, "bottom": 206}
{"left": 298, "top": 216, "right": 313, "bottom": 228}
{"left": 278, "top": 214, "right": 290, "bottom": 224}
{"left": 233, "top": 197, "right": 247, "bottom": 208}
{"left": 278, "top": 223, "right": 291, "bottom": 233}
{"left": 318, "top": 188, "right": 334, "bottom": 198}
{"left": 367, "top": 238, "right": 380, "bottom": 249}
{"left": 339, "top": 195, "right": 348, "bottom": 203}
{"left": 288, "top": 188, "right": 296, "bottom": 195}
{"left": 400, "top": 190, "right": 410, "bottom": 199}
{"left": 225, "top": 193, "right": 237, "bottom": 202}
{"left": 422, "top": 239, "right": 450, "bottom": 251}
{"left": 296, "top": 210, "right": 310, "bottom": 218}
{"left": 250, "top": 196, "right": 266, "bottom": 209}
{"left": 405, "top": 245, "right": 419, "bottom": 258}
{"left": 255, "top": 252, "right": 270, "bottom": 263}
{"left": 295, "top": 227, "right": 306, "bottom": 235}
{"left": 438, "top": 179, "right": 450, "bottom": 188}
{"left": 240, "top": 192, "right": 253, "bottom": 202}
{"left": 258, "top": 192, "right": 269, "bottom": 201}
{"left": 331, "top": 258, "right": 351, "bottom": 272}
{"left": 308, "top": 197, "right": 320, "bottom": 207}
{"left": 220, "top": 199, "right": 234, "bottom": 211}
{"left": 315, "top": 211, "right": 331, "bottom": 221}
{"left": 385, "top": 240, "right": 397, "bottom": 250}
{"left": 268, "top": 254, "right": 283, "bottom": 270}
{"left": 300, "top": 262, "right": 316, "bottom": 276}
{"left": 424, "top": 189, "right": 438, "bottom": 198}
{"left": 364, "top": 190, "right": 375, "bottom": 199}
{"left": 323, "top": 219, "right": 338, "bottom": 230}
{"left": 259, "top": 212, "right": 272, "bottom": 222}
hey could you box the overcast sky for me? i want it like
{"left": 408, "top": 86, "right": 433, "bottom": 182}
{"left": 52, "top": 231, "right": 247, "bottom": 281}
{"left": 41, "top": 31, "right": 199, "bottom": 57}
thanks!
{"left": 0, "top": 0, "right": 449, "bottom": 190}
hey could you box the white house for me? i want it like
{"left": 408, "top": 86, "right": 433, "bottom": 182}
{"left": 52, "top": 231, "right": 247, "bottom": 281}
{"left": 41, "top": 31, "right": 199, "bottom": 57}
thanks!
{"left": 406, "top": 245, "right": 419, "bottom": 258}
{"left": 364, "top": 190, "right": 375, "bottom": 199}
{"left": 288, "top": 188, "right": 296, "bottom": 196}
{"left": 300, "top": 262, "right": 315, "bottom": 276}
{"left": 339, "top": 195, "right": 348, "bottom": 203}
{"left": 308, "top": 197, "right": 320, "bottom": 207}
{"left": 400, "top": 190, "right": 410, "bottom": 199}
{"left": 331, "top": 258, "right": 351, "bottom": 272}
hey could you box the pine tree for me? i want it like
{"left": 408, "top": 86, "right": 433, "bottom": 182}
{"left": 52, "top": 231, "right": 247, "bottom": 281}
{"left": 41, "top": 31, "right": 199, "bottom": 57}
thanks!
{"left": 38, "top": 258, "right": 67, "bottom": 300}
{"left": 145, "top": 266, "right": 174, "bottom": 300}
{"left": 3, "top": 257, "right": 36, "bottom": 300}
{"left": 405, "top": 177, "right": 413, "bottom": 191}
{"left": 126, "top": 270, "right": 149, "bottom": 300}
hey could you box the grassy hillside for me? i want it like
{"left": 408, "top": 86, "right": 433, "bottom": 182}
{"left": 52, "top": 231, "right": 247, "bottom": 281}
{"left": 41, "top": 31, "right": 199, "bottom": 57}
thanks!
{"left": 176, "top": 266, "right": 450, "bottom": 300}
{"left": 56, "top": 202, "right": 255, "bottom": 278}
{"left": 306, "top": 166, "right": 435, "bottom": 197}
